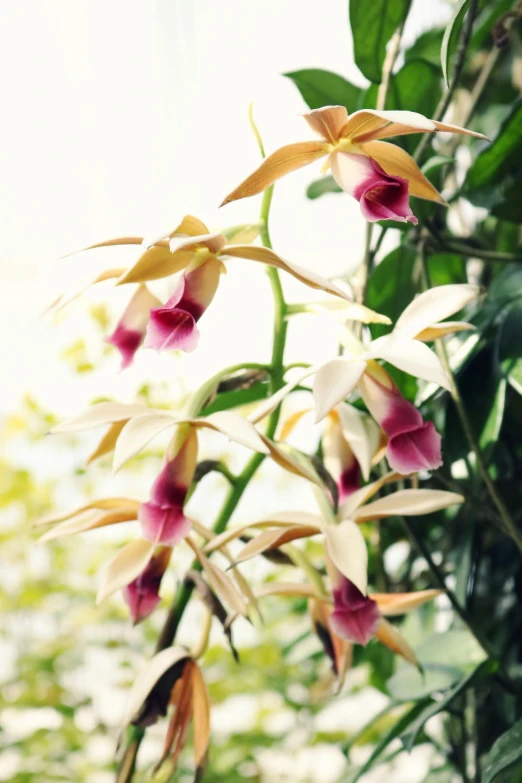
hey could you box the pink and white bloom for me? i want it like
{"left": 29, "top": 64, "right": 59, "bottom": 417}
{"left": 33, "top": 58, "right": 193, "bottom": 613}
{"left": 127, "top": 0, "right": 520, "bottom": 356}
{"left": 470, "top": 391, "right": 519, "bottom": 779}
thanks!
{"left": 359, "top": 362, "right": 442, "bottom": 475}
{"left": 222, "top": 105, "right": 485, "bottom": 222}
{"left": 330, "top": 153, "right": 417, "bottom": 224}
{"left": 139, "top": 427, "right": 198, "bottom": 546}
{"left": 330, "top": 575, "right": 381, "bottom": 646}
{"left": 123, "top": 546, "right": 172, "bottom": 624}
{"left": 106, "top": 284, "right": 161, "bottom": 369}
{"left": 144, "top": 257, "right": 222, "bottom": 353}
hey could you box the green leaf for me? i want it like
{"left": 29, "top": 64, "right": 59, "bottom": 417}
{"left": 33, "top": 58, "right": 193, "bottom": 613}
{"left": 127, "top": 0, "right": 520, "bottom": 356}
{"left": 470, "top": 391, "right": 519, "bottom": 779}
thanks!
{"left": 348, "top": 701, "right": 431, "bottom": 783}
{"left": 365, "top": 245, "right": 416, "bottom": 340}
{"left": 200, "top": 382, "right": 270, "bottom": 416}
{"left": 364, "top": 60, "right": 442, "bottom": 151}
{"left": 499, "top": 301, "right": 522, "bottom": 362}
{"left": 283, "top": 69, "right": 361, "bottom": 112}
{"left": 445, "top": 346, "right": 505, "bottom": 463}
{"left": 400, "top": 660, "right": 495, "bottom": 751}
{"left": 348, "top": 0, "right": 411, "bottom": 84}
{"left": 427, "top": 253, "right": 466, "bottom": 286}
{"left": 441, "top": 0, "right": 471, "bottom": 87}
{"left": 405, "top": 27, "right": 444, "bottom": 67}
{"left": 387, "top": 629, "right": 487, "bottom": 701}
{"left": 306, "top": 175, "right": 341, "bottom": 200}
{"left": 464, "top": 100, "right": 522, "bottom": 209}
{"left": 482, "top": 718, "right": 522, "bottom": 783}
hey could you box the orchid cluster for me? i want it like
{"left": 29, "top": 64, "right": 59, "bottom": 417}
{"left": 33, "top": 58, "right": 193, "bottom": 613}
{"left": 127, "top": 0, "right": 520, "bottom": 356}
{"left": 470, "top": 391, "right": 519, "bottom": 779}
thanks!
{"left": 39, "top": 105, "right": 484, "bottom": 776}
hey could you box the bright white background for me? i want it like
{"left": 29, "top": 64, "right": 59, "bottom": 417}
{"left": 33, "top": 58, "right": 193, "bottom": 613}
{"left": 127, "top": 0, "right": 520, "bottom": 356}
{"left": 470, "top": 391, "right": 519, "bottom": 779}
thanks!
{"left": 0, "top": 0, "right": 448, "bottom": 414}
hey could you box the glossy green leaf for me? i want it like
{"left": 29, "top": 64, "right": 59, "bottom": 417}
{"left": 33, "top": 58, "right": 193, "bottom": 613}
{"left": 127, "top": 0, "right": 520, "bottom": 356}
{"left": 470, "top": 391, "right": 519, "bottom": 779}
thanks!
{"left": 306, "top": 175, "right": 341, "bottom": 200}
{"left": 387, "top": 629, "right": 487, "bottom": 701}
{"left": 348, "top": 700, "right": 432, "bottom": 783}
{"left": 284, "top": 68, "right": 361, "bottom": 111}
{"left": 400, "top": 660, "right": 495, "bottom": 751}
{"left": 441, "top": 0, "right": 471, "bottom": 86}
{"left": 200, "top": 382, "right": 270, "bottom": 416}
{"left": 349, "top": 0, "right": 411, "bottom": 83}
{"left": 465, "top": 101, "right": 522, "bottom": 209}
{"left": 405, "top": 27, "right": 444, "bottom": 67}
{"left": 482, "top": 718, "right": 522, "bottom": 783}
{"left": 365, "top": 245, "right": 416, "bottom": 340}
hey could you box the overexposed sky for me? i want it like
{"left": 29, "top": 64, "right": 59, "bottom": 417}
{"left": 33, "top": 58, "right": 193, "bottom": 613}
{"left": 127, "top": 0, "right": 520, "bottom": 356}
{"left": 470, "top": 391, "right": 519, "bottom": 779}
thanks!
{"left": 0, "top": 0, "right": 449, "bottom": 413}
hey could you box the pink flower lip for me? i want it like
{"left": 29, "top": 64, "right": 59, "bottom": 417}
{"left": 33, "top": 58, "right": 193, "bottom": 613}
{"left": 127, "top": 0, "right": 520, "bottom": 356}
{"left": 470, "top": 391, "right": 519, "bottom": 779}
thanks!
{"left": 355, "top": 161, "right": 418, "bottom": 225}
{"left": 106, "top": 325, "right": 145, "bottom": 369}
{"left": 123, "top": 548, "right": 171, "bottom": 624}
{"left": 329, "top": 577, "right": 381, "bottom": 646}
{"left": 139, "top": 501, "right": 192, "bottom": 547}
{"left": 387, "top": 421, "right": 443, "bottom": 474}
{"left": 145, "top": 307, "right": 200, "bottom": 353}
{"left": 338, "top": 463, "right": 361, "bottom": 503}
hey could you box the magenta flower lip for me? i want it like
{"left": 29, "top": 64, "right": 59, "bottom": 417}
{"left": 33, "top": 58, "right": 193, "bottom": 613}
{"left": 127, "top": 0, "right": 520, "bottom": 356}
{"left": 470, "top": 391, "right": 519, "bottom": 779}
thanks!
{"left": 106, "top": 325, "right": 145, "bottom": 369}
{"left": 330, "top": 577, "right": 381, "bottom": 646}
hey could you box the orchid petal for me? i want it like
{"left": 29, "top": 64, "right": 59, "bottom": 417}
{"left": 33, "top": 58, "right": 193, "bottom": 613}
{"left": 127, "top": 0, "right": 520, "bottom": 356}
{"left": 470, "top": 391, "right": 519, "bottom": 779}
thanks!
{"left": 353, "top": 489, "right": 464, "bottom": 523}
{"left": 323, "top": 519, "right": 368, "bottom": 596}
{"left": 220, "top": 141, "right": 328, "bottom": 205}
{"left": 97, "top": 538, "right": 156, "bottom": 605}
{"left": 223, "top": 244, "right": 355, "bottom": 302}
{"left": 367, "top": 335, "right": 450, "bottom": 389}
{"left": 337, "top": 403, "right": 381, "bottom": 482}
{"left": 375, "top": 618, "right": 418, "bottom": 666}
{"left": 341, "top": 109, "right": 437, "bottom": 143}
{"left": 51, "top": 402, "right": 148, "bottom": 434}
{"left": 394, "top": 284, "right": 480, "bottom": 340}
{"left": 415, "top": 321, "right": 475, "bottom": 341}
{"left": 123, "top": 646, "right": 190, "bottom": 726}
{"left": 302, "top": 106, "right": 349, "bottom": 142}
{"left": 313, "top": 359, "right": 367, "bottom": 422}
{"left": 360, "top": 140, "right": 444, "bottom": 203}
{"left": 372, "top": 589, "right": 442, "bottom": 616}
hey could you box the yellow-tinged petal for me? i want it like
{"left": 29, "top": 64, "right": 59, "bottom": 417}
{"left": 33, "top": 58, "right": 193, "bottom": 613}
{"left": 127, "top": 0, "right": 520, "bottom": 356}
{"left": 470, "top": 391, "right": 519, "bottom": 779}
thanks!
{"left": 35, "top": 497, "right": 140, "bottom": 527}
{"left": 187, "top": 538, "right": 248, "bottom": 616}
{"left": 394, "top": 284, "right": 480, "bottom": 340}
{"left": 302, "top": 106, "right": 350, "bottom": 142}
{"left": 280, "top": 408, "right": 314, "bottom": 441}
{"left": 97, "top": 538, "right": 156, "bottom": 605}
{"left": 372, "top": 589, "right": 442, "bottom": 616}
{"left": 353, "top": 489, "right": 464, "bottom": 523}
{"left": 416, "top": 321, "right": 475, "bottom": 341}
{"left": 338, "top": 471, "right": 403, "bottom": 520}
{"left": 375, "top": 618, "right": 418, "bottom": 667}
{"left": 87, "top": 421, "right": 128, "bottom": 464}
{"left": 223, "top": 244, "right": 355, "bottom": 302}
{"left": 116, "top": 246, "right": 195, "bottom": 285}
{"left": 203, "top": 512, "right": 323, "bottom": 554}
{"left": 191, "top": 663, "right": 211, "bottom": 767}
{"left": 234, "top": 524, "right": 321, "bottom": 564}
{"left": 360, "top": 140, "right": 445, "bottom": 203}
{"left": 39, "top": 507, "right": 138, "bottom": 542}
{"left": 220, "top": 141, "right": 328, "bottom": 205}
{"left": 313, "top": 359, "right": 367, "bottom": 422}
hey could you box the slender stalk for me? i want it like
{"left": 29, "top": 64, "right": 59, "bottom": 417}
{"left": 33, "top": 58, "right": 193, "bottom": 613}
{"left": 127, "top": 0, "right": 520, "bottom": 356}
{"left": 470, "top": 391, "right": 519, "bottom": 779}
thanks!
{"left": 414, "top": 0, "right": 479, "bottom": 163}
{"left": 420, "top": 250, "right": 522, "bottom": 554}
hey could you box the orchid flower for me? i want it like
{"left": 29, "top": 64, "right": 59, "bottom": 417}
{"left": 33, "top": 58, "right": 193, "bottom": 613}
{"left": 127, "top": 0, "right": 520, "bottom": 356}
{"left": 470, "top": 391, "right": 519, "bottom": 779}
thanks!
{"left": 122, "top": 648, "right": 210, "bottom": 773}
{"left": 54, "top": 214, "right": 389, "bottom": 340}
{"left": 281, "top": 402, "right": 382, "bottom": 500}
{"left": 39, "top": 401, "right": 328, "bottom": 611}
{"left": 251, "top": 284, "right": 479, "bottom": 474}
{"left": 221, "top": 106, "right": 486, "bottom": 223}
{"left": 106, "top": 284, "right": 161, "bottom": 369}
{"left": 123, "top": 546, "right": 172, "bottom": 624}
{"left": 203, "top": 471, "right": 463, "bottom": 604}
{"left": 144, "top": 257, "right": 222, "bottom": 354}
